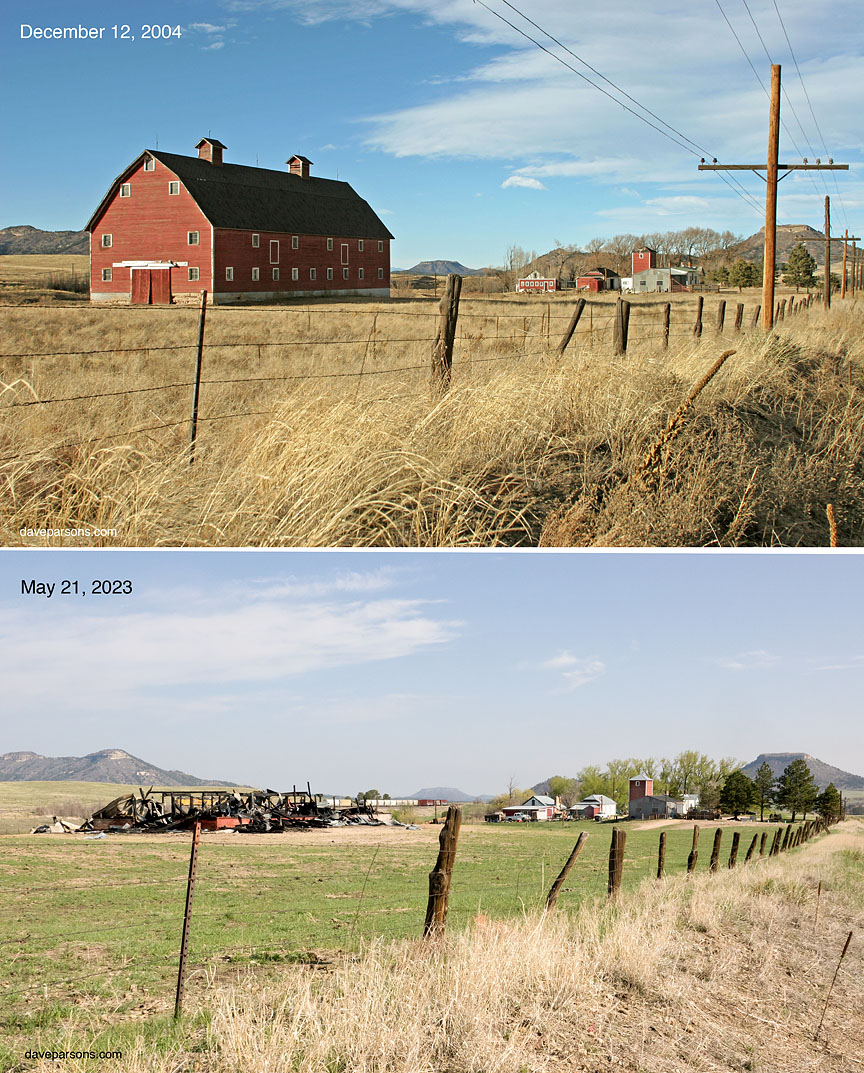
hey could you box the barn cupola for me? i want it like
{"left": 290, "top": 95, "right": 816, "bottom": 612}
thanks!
{"left": 287, "top": 154, "right": 313, "bottom": 179}
{"left": 196, "top": 137, "right": 227, "bottom": 166}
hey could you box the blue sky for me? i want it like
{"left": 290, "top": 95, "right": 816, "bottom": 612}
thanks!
{"left": 1, "top": 551, "right": 862, "bottom": 795}
{"left": 2, "top": 0, "right": 861, "bottom": 267}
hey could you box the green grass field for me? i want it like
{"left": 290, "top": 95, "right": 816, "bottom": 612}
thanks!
{"left": 0, "top": 815, "right": 806, "bottom": 1065}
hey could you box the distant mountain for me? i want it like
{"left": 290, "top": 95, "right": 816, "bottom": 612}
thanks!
{"left": 729, "top": 224, "right": 830, "bottom": 267}
{"left": 0, "top": 225, "right": 88, "bottom": 256}
{"left": 0, "top": 749, "right": 236, "bottom": 787}
{"left": 741, "top": 753, "right": 864, "bottom": 791}
{"left": 398, "top": 260, "right": 485, "bottom": 276}
{"left": 410, "top": 786, "right": 493, "bottom": 802}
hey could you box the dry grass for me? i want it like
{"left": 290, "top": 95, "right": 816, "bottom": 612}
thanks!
{"left": 23, "top": 821, "right": 864, "bottom": 1072}
{"left": 1, "top": 291, "right": 861, "bottom": 546}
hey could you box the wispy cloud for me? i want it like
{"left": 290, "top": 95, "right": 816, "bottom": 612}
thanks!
{"left": 537, "top": 650, "right": 605, "bottom": 689}
{"left": 716, "top": 650, "right": 780, "bottom": 671}
{"left": 812, "top": 655, "right": 864, "bottom": 672}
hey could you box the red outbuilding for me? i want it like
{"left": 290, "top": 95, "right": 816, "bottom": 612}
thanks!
{"left": 86, "top": 138, "right": 393, "bottom": 304}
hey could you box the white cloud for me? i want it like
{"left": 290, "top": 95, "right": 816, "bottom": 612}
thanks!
{"left": 716, "top": 650, "right": 780, "bottom": 671}
{"left": 501, "top": 175, "right": 546, "bottom": 190}
{"left": 537, "top": 650, "right": 605, "bottom": 689}
{"left": 189, "top": 22, "right": 228, "bottom": 32}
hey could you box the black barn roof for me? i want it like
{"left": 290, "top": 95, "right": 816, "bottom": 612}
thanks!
{"left": 86, "top": 151, "right": 394, "bottom": 239}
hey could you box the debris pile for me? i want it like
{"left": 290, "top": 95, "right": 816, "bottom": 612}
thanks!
{"left": 80, "top": 787, "right": 415, "bottom": 833}
{"left": 31, "top": 817, "right": 82, "bottom": 834}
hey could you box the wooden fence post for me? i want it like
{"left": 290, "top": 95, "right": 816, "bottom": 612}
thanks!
{"left": 759, "top": 831, "right": 767, "bottom": 856}
{"left": 613, "top": 298, "right": 630, "bottom": 354}
{"left": 188, "top": 290, "right": 208, "bottom": 466}
{"left": 781, "top": 825, "right": 792, "bottom": 852}
{"left": 693, "top": 296, "right": 704, "bottom": 337}
{"left": 744, "top": 834, "right": 758, "bottom": 862}
{"left": 556, "top": 299, "right": 586, "bottom": 357}
{"left": 663, "top": 302, "right": 671, "bottom": 348}
{"left": 752, "top": 305, "right": 761, "bottom": 328}
{"left": 174, "top": 820, "right": 201, "bottom": 1019}
{"left": 779, "top": 298, "right": 786, "bottom": 321}
{"left": 546, "top": 832, "right": 588, "bottom": 910}
{"left": 735, "top": 303, "right": 744, "bottom": 331}
{"left": 423, "top": 805, "right": 462, "bottom": 938}
{"left": 717, "top": 299, "right": 726, "bottom": 332}
{"left": 770, "top": 827, "right": 782, "bottom": 856}
{"left": 728, "top": 831, "right": 740, "bottom": 868}
{"left": 431, "top": 274, "right": 462, "bottom": 397}
{"left": 607, "top": 827, "right": 626, "bottom": 899}
{"left": 687, "top": 825, "right": 700, "bottom": 873}
{"left": 657, "top": 831, "right": 666, "bottom": 880}
{"left": 709, "top": 828, "right": 722, "bottom": 872}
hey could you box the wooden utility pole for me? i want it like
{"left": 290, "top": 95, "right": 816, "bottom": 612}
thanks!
{"left": 841, "top": 230, "right": 849, "bottom": 298}
{"left": 824, "top": 197, "right": 831, "bottom": 308}
{"left": 698, "top": 64, "right": 848, "bottom": 331}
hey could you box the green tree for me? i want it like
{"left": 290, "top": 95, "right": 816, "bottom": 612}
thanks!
{"left": 576, "top": 765, "right": 609, "bottom": 799}
{"left": 753, "top": 762, "right": 775, "bottom": 821}
{"left": 814, "top": 782, "right": 843, "bottom": 825}
{"left": 729, "top": 259, "right": 752, "bottom": 291}
{"left": 775, "top": 759, "right": 818, "bottom": 821}
{"left": 713, "top": 264, "right": 730, "bottom": 286}
{"left": 784, "top": 243, "right": 817, "bottom": 291}
{"left": 547, "top": 776, "right": 581, "bottom": 808}
{"left": 718, "top": 770, "right": 756, "bottom": 819}
{"left": 358, "top": 788, "right": 381, "bottom": 803}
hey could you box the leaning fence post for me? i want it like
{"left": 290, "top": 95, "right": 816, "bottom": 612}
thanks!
{"left": 744, "top": 833, "right": 758, "bottom": 862}
{"left": 188, "top": 290, "right": 208, "bottom": 466}
{"left": 781, "top": 825, "right": 792, "bottom": 853}
{"left": 546, "top": 831, "right": 588, "bottom": 910}
{"left": 752, "top": 305, "right": 761, "bottom": 328}
{"left": 735, "top": 303, "right": 744, "bottom": 331}
{"left": 431, "top": 274, "right": 462, "bottom": 397}
{"left": 759, "top": 831, "right": 767, "bottom": 857}
{"left": 556, "top": 299, "right": 586, "bottom": 357}
{"left": 709, "top": 828, "right": 722, "bottom": 873}
{"left": 174, "top": 820, "right": 201, "bottom": 1019}
{"left": 607, "top": 827, "right": 626, "bottom": 898}
{"left": 657, "top": 831, "right": 666, "bottom": 879}
{"left": 728, "top": 831, "right": 740, "bottom": 868}
{"left": 771, "top": 827, "right": 782, "bottom": 856}
{"left": 687, "top": 825, "right": 700, "bottom": 873}
{"left": 423, "top": 805, "right": 462, "bottom": 938}
{"left": 662, "top": 302, "right": 671, "bottom": 348}
{"left": 717, "top": 299, "right": 726, "bottom": 332}
{"left": 693, "top": 296, "right": 704, "bottom": 337}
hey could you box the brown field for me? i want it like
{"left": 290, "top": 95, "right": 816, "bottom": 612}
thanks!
{"left": 1, "top": 256, "right": 861, "bottom": 547}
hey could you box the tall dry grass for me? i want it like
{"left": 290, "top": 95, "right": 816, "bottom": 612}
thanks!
{"left": 29, "top": 821, "right": 864, "bottom": 1072}
{"left": 1, "top": 296, "right": 861, "bottom": 546}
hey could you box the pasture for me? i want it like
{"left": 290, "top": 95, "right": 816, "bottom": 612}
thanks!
{"left": 1, "top": 256, "right": 862, "bottom": 546}
{"left": 1, "top": 819, "right": 861, "bottom": 1072}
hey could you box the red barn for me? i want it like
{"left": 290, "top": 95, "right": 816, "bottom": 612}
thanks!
{"left": 86, "top": 138, "right": 393, "bottom": 304}
{"left": 632, "top": 247, "right": 657, "bottom": 275}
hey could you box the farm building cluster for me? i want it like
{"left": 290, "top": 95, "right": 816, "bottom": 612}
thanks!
{"left": 486, "top": 777, "right": 704, "bottom": 823}
{"left": 87, "top": 137, "right": 392, "bottom": 304}
{"left": 517, "top": 249, "right": 699, "bottom": 295}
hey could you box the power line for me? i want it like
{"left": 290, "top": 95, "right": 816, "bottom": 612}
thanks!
{"left": 472, "top": 0, "right": 763, "bottom": 216}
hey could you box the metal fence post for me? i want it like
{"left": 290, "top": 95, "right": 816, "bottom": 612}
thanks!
{"left": 174, "top": 821, "right": 201, "bottom": 1018}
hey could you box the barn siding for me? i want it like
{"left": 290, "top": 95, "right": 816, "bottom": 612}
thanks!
{"left": 89, "top": 157, "right": 212, "bottom": 300}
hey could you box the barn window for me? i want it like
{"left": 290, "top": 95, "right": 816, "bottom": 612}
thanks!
{"left": 326, "top": 268, "right": 333, "bottom": 280}
{"left": 310, "top": 268, "right": 316, "bottom": 280}
{"left": 102, "top": 268, "right": 113, "bottom": 281}
{"left": 252, "top": 267, "right": 260, "bottom": 281}
{"left": 101, "top": 234, "right": 112, "bottom": 248}
{"left": 144, "top": 157, "right": 155, "bottom": 171}
{"left": 291, "top": 236, "right": 299, "bottom": 250}
{"left": 187, "top": 231, "right": 199, "bottom": 246}
{"left": 270, "top": 240, "right": 279, "bottom": 264}
{"left": 252, "top": 234, "right": 260, "bottom": 248}
{"left": 120, "top": 184, "right": 131, "bottom": 197}
{"left": 225, "top": 267, "right": 234, "bottom": 281}
{"left": 326, "top": 238, "right": 334, "bottom": 251}
{"left": 168, "top": 181, "right": 180, "bottom": 195}
{"left": 358, "top": 267, "right": 364, "bottom": 280}
{"left": 378, "top": 240, "right": 384, "bottom": 252}
{"left": 291, "top": 267, "right": 299, "bottom": 281}
{"left": 342, "top": 267, "right": 349, "bottom": 280}
{"left": 272, "top": 268, "right": 280, "bottom": 281}
{"left": 378, "top": 267, "right": 384, "bottom": 279}
{"left": 340, "top": 243, "right": 349, "bottom": 265}
{"left": 358, "top": 239, "right": 364, "bottom": 252}
{"left": 188, "top": 267, "right": 199, "bottom": 281}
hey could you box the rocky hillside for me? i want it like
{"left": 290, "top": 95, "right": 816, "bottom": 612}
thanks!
{"left": 729, "top": 224, "right": 831, "bottom": 266}
{"left": 0, "top": 225, "right": 88, "bottom": 255}
{"left": 0, "top": 748, "right": 235, "bottom": 787}
{"left": 398, "top": 260, "right": 485, "bottom": 276}
{"left": 741, "top": 752, "right": 864, "bottom": 790}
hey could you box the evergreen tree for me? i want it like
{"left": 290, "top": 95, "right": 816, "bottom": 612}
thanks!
{"left": 784, "top": 244, "right": 817, "bottom": 291}
{"left": 718, "top": 770, "right": 756, "bottom": 819}
{"left": 729, "top": 259, "right": 753, "bottom": 291}
{"left": 753, "top": 761, "right": 775, "bottom": 821}
{"left": 775, "top": 759, "right": 818, "bottom": 821}
{"left": 815, "top": 782, "right": 843, "bottom": 825}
